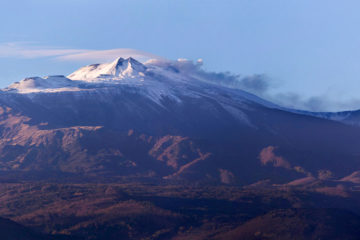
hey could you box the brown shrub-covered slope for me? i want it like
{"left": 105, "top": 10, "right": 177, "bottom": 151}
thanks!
{"left": 0, "top": 183, "right": 359, "bottom": 239}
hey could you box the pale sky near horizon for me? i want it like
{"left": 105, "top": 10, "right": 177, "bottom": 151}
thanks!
{"left": 1, "top": 0, "right": 360, "bottom": 111}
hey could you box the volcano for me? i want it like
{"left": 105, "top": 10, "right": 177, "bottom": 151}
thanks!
{"left": 0, "top": 57, "right": 359, "bottom": 185}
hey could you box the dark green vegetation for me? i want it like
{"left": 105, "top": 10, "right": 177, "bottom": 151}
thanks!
{"left": 0, "top": 183, "right": 360, "bottom": 240}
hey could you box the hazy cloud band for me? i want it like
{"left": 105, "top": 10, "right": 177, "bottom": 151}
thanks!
{"left": 0, "top": 42, "right": 162, "bottom": 63}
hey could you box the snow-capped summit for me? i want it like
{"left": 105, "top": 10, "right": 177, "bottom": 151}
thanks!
{"left": 1, "top": 54, "right": 360, "bottom": 185}
{"left": 6, "top": 75, "right": 79, "bottom": 93}
{"left": 2, "top": 56, "right": 357, "bottom": 126}
{"left": 0, "top": 57, "right": 287, "bottom": 108}
{"left": 68, "top": 57, "right": 147, "bottom": 82}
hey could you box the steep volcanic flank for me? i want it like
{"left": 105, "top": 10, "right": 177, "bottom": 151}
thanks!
{"left": 0, "top": 57, "right": 360, "bottom": 184}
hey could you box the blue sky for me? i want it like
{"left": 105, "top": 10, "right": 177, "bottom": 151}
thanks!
{"left": 1, "top": 0, "right": 360, "bottom": 111}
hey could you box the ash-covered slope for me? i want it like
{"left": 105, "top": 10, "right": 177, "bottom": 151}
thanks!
{"left": 0, "top": 57, "right": 360, "bottom": 185}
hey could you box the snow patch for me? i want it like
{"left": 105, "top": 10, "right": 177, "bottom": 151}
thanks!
{"left": 4, "top": 75, "right": 81, "bottom": 93}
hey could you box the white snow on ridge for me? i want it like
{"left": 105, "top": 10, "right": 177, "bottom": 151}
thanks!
{"left": 5, "top": 75, "right": 82, "bottom": 93}
{"left": 68, "top": 57, "right": 147, "bottom": 82}
{"left": 1, "top": 57, "right": 285, "bottom": 110}
{"left": 1, "top": 56, "right": 354, "bottom": 125}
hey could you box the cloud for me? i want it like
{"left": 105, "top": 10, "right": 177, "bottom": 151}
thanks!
{"left": 0, "top": 42, "right": 87, "bottom": 59}
{"left": 270, "top": 93, "right": 360, "bottom": 112}
{"left": 233, "top": 74, "right": 270, "bottom": 95}
{"left": 57, "top": 49, "right": 163, "bottom": 62}
{"left": 207, "top": 73, "right": 271, "bottom": 96}
{"left": 0, "top": 42, "right": 162, "bottom": 63}
{"left": 164, "top": 59, "right": 360, "bottom": 112}
{"left": 150, "top": 58, "right": 272, "bottom": 96}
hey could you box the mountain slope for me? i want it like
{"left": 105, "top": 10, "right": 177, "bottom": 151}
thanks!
{"left": 0, "top": 57, "right": 359, "bottom": 184}
{"left": 214, "top": 208, "right": 360, "bottom": 240}
{"left": 0, "top": 217, "right": 50, "bottom": 240}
